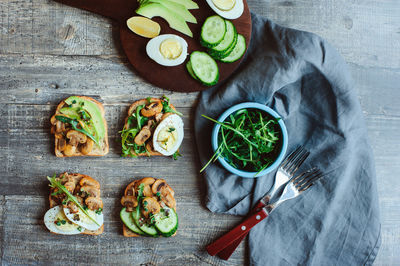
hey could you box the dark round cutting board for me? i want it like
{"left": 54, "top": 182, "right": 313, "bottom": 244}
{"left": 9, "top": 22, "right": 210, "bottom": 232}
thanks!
{"left": 53, "top": 0, "right": 252, "bottom": 92}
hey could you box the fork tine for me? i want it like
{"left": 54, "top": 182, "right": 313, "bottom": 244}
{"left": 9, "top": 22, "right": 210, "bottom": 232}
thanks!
{"left": 279, "top": 146, "right": 303, "bottom": 169}
{"left": 286, "top": 149, "right": 310, "bottom": 175}
{"left": 295, "top": 169, "right": 323, "bottom": 192}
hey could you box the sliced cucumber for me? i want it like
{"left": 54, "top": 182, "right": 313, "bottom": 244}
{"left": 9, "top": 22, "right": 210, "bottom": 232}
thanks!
{"left": 209, "top": 31, "right": 238, "bottom": 60}
{"left": 120, "top": 208, "right": 145, "bottom": 235}
{"left": 132, "top": 206, "right": 159, "bottom": 237}
{"left": 190, "top": 51, "right": 219, "bottom": 86}
{"left": 200, "top": 15, "right": 226, "bottom": 48}
{"left": 220, "top": 34, "right": 246, "bottom": 63}
{"left": 154, "top": 207, "right": 178, "bottom": 237}
{"left": 186, "top": 61, "right": 199, "bottom": 80}
{"left": 209, "top": 20, "right": 237, "bottom": 56}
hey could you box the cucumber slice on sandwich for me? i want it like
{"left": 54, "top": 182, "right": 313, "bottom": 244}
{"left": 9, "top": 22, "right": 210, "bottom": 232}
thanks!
{"left": 154, "top": 207, "right": 178, "bottom": 237}
{"left": 132, "top": 206, "right": 159, "bottom": 237}
{"left": 120, "top": 208, "right": 145, "bottom": 235}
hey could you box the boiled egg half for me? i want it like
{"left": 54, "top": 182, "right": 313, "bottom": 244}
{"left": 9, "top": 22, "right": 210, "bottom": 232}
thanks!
{"left": 146, "top": 34, "right": 188, "bottom": 66}
{"left": 44, "top": 206, "right": 82, "bottom": 235}
{"left": 206, "top": 0, "right": 244, "bottom": 19}
{"left": 64, "top": 206, "right": 103, "bottom": 231}
{"left": 153, "top": 114, "right": 184, "bottom": 156}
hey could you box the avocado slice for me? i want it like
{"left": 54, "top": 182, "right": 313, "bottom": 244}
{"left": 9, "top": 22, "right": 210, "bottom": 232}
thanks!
{"left": 59, "top": 107, "right": 81, "bottom": 120}
{"left": 64, "top": 96, "right": 106, "bottom": 142}
{"left": 136, "top": 2, "right": 193, "bottom": 37}
{"left": 148, "top": 0, "right": 197, "bottom": 24}
{"left": 167, "top": 0, "right": 198, "bottom": 9}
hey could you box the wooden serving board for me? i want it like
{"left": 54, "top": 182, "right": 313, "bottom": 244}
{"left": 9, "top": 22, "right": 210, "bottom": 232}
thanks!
{"left": 53, "top": 0, "right": 252, "bottom": 92}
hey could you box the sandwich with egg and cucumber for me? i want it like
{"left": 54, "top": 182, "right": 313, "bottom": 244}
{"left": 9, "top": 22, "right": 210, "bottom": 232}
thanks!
{"left": 120, "top": 177, "right": 178, "bottom": 237}
{"left": 44, "top": 173, "right": 104, "bottom": 235}
{"left": 50, "top": 96, "right": 109, "bottom": 157}
{"left": 120, "top": 96, "right": 184, "bottom": 159}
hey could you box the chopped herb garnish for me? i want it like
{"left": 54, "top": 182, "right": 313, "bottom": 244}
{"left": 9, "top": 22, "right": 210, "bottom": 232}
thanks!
{"left": 168, "top": 127, "right": 175, "bottom": 133}
{"left": 83, "top": 206, "right": 88, "bottom": 211}
{"left": 95, "top": 208, "right": 103, "bottom": 215}
{"left": 146, "top": 97, "right": 152, "bottom": 103}
{"left": 173, "top": 150, "right": 181, "bottom": 160}
{"left": 77, "top": 226, "right": 83, "bottom": 232}
{"left": 56, "top": 221, "right": 61, "bottom": 226}
{"left": 161, "top": 95, "right": 183, "bottom": 116}
{"left": 72, "top": 100, "right": 77, "bottom": 104}
{"left": 143, "top": 201, "right": 148, "bottom": 206}
{"left": 61, "top": 220, "right": 66, "bottom": 225}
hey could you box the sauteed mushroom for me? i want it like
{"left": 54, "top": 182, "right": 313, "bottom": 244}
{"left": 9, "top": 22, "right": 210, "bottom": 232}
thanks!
{"left": 85, "top": 197, "right": 103, "bottom": 210}
{"left": 134, "top": 126, "right": 151, "bottom": 145}
{"left": 66, "top": 130, "right": 87, "bottom": 146}
{"left": 79, "top": 176, "right": 100, "bottom": 189}
{"left": 141, "top": 197, "right": 160, "bottom": 218}
{"left": 58, "top": 138, "right": 67, "bottom": 151}
{"left": 63, "top": 144, "right": 76, "bottom": 156}
{"left": 141, "top": 101, "right": 163, "bottom": 117}
{"left": 121, "top": 195, "right": 138, "bottom": 212}
{"left": 80, "top": 138, "right": 94, "bottom": 155}
{"left": 80, "top": 185, "right": 100, "bottom": 198}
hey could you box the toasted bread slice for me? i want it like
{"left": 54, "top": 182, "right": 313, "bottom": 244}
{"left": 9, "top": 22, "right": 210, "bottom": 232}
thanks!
{"left": 51, "top": 96, "right": 109, "bottom": 157}
{"left": 48, "top": 172, "right": 104, "bottom": 236}
{"left": 122, "top": 97, "right": 178, "bottom": 157}
{"left": 121, "top": 177, "right": 177, "bottom": 237}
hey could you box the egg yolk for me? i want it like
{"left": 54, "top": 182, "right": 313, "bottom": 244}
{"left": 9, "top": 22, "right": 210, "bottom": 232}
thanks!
{"left": 159, "top": 39, "right": 182, "bottom": 60}
{"left": 212, "top": 0, "right": 236, "bottom": 11}
{"left": 157, "top": 126, "right": 178, "bottom": 151}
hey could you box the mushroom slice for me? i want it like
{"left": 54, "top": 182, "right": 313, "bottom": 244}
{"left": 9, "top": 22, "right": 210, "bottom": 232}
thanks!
{"left": 124, "top": 181, "right": 136, "bottom": 196}
{"left": 79, "top": 176, "right": 100, "bottom": 189}
{"left": 134, "top": 126, "right": 151, "bottom": 145}
{"left": 66, "top": 130, "right": 87, "bottom": 146}
{"left": 121, "top": 195, "right": 138, "bottom": 208}
{"left": 58, "top": 138, "right": 67, "bottom": 152}
{"left": 85, "top": 197, "right": 103, "bottom": 211}
{"left": 155, "top": 113, "right": 163, "bottom": 122}
{"left": 160, "top": 185, "right": 176, "bottom": 209}
{"left": 66, "top": 201, "right": 80, "bottom": 214}
{"left": 63, "top": 144, "right": 76, "bottom": 156}
{"left": 143, "top": 185, "right": 153, "bottom": 197}
{"left": 141, "top": 100, "right": 163, "bottom": 117}
{"left": 80, "top": 185, "right": 100, "bottom": 198}
{"left": 64, "top": 181, "right": 76, "bottom": 193}
{"left": 141, "top": 197, "right": 160, "bottom": 218}
{"left": 134, "top": 177, "right": 155, "bottom": 191}
{"left": 80, "top": 138, "right": 94, "bottom": 155}
{"left": 152, "top": 179, "right": 166, "bottom": 194}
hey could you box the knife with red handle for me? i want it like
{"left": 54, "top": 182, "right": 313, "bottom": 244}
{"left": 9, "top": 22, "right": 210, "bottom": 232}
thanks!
{"left": 216, "top": 201, "right": 267, "bottom": 260}
{"left": 206, "top": 206, "right": 269, "bottom": 257}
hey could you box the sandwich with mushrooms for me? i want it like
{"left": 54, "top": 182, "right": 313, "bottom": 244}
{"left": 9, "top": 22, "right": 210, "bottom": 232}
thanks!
{"left": 120, "top": 177, "right": 178, "bottom": 237}
{"left": 50, "top": 96, "right": 109, "bottom": 157}
{"left": 44, "top": 172, "right": 104, "bottom": 235}
{"left": 120, "top": 96, "right": 183, "bottom": 159}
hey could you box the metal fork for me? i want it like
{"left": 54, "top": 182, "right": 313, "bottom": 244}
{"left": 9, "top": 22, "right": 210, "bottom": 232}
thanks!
{"left": 215, "top": 146, "right": 310, "bottom": 260}
{"left": 207, "top": 168, "right": 323, "bottom": 258}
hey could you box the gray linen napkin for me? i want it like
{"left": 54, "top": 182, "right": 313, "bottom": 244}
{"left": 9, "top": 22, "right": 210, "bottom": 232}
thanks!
{"left": 194, "top": 13, "right": 381, "bottom": 265}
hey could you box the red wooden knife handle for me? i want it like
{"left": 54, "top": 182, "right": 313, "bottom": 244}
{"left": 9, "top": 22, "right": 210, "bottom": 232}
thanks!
{"left": 206, "top": 208, "right": 268, "bottom": 257}
{"left": 217, "top": 201, "right": 267, "bottom": 260}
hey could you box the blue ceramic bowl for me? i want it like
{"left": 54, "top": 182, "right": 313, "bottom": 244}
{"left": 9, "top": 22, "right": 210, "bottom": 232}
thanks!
{"left": 211, "top": 102, "right": 288, "bottom": 178}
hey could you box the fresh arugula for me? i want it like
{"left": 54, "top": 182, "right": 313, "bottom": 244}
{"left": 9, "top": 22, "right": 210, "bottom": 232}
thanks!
{"left": 162, "top": 95, "right": 183, "bottom": 116}
{"left": 173, "top": 150, "right": 182, "bottom": 160}
{"left": 47, "top": 174, "right": 100, "bottom": 226}
{"left": 201, "top": 109, "right": 282, "bottom": 173}
{"left": 55, "top": 115, "right": 100, "bottom": 146}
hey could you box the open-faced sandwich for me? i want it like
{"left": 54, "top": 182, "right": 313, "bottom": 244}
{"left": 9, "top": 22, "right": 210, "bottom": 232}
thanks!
{"left": 44, "top": 173, "right": 104, "bottom": 235}
{"left": 50, "top": 96, "right": 109, "bottom": 157}
{"left": 120, "top": 177, "right": 178, "bottom": 237}
{"left": 120, "top": 96, "right": 184, "bottom": 159}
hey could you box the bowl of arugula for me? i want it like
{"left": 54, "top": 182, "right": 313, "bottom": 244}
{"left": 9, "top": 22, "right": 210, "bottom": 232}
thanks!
{"left": 201, "top": 102, "right": 288, "bottom": 178}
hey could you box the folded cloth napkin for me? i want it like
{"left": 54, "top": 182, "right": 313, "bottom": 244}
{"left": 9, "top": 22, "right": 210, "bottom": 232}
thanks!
{"left": 195, "top": 13, "right": 381, "bottom": 265}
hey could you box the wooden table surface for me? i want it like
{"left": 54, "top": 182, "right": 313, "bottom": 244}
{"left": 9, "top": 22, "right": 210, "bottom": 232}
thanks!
{"left": 0, "top": 0, "right": 399, "bottom": 265}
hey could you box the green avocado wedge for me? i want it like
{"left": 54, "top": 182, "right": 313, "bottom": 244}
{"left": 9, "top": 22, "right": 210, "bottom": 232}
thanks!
{"left": 64, "top": 96, "right": 106, "bottom": 142}
{"left": 136, "top": 2, "right": 193, "bottom": 37}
